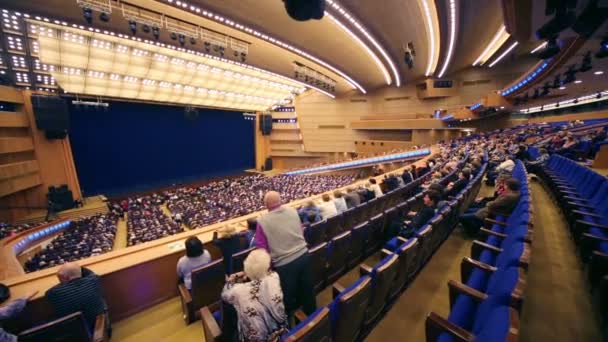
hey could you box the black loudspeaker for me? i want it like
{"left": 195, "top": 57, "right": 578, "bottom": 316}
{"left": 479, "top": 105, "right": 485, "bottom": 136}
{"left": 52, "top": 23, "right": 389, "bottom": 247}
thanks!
{"left": 31, "top": 95, "right": 69, "bottom": 140}
{"left": 284, "top": 0, "right": 325, "bottom": 21}
{"left": 260, "top": 114, "right": 273, "bottom": 136}
{"left": 264, "top": 157, "right": 273, "bottom": 171}
{"left": 48, "top": 185, "right": 75, "bottom": 211}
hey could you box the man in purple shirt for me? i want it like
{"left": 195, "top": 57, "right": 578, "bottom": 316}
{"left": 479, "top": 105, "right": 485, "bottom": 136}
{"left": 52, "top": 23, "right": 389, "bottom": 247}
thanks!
{"left": 0, "top": 285, "right": 37, "bottom": 342}
{"left": 255, "top": 191, "right": 316, "bottom": 318}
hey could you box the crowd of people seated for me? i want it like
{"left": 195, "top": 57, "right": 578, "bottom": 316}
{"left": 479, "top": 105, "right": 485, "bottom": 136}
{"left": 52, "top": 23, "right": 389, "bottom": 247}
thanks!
{"left": 126, "top": 196, "right": 182, "bottom": 246}
{"left": 24, "top": 214, "right": 117, "bottom": 273}
{"left": 0, "top": 222, "right": 46, "bottom": 240}
{"left": 165, "top": 174, "right": 356, "bottom": 229}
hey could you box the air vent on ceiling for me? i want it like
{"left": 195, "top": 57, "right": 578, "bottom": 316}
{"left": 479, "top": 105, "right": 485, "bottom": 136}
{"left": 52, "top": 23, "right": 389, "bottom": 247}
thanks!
{"left": 462, "top": 79, "right": 491, "bottom": 86}
{"left": 350, "top": 99, "right": 367, "bottom": 103}
{"left": 384, "top": 96, "right": 411, "bottom": 102}
{"left": 318, "top": 125, "right": 345, "bottom": 129}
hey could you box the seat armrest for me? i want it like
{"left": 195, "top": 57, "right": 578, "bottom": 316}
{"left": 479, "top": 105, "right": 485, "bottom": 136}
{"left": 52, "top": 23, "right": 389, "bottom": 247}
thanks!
{"left": 583, "top": 233, "right": 608, "bottom": 243}
{"left": 178, "top": 284, "right": 192, "bottom": 304}
{"left": 425, "top": 312, "right": 474, "bottom": 342}
{"left": 484, "top": 218, "right": 507, "bottom": 227}
{"left": 568, "top": 202, "right": 596, "bottom": 210}
{"left": 471, "top": 240, "right": 503, "bottom": 260}
{"left": 294, "top": 309, "right": 308, "bottom": 324}
{"left": 201, "top": 305, "right": 222, "bottom": 341}
{"left": 577, "top": 219, "right": 608, "bottom": 230}
{"left": 332, "top": 283, "right": 346, "bottom": 299}
{"left": 359, "top": 264, "right": 373, "bottom": 276}
{"left": 559, "top": 189, "right": 580, "bottom": 196}
{"left": 92, "top": 313, "right": 107, "bottom": 342}
{"left": 381, "top": 249, "right": 393, "bottom": 258}
{"left": 460, "top": 257, "right": 496, "bottom": 283}
{"left": 479, "top": 228, "right": 507, "bottom": 239}
{"left": 397, "top": 236, "right": 409, "bottom": 243}
{"left": 448, "top": 279, "right": 488, "bottom": 309}
{"left": 563, "top": 195, "right": 586, "bottom": 202}
{"left": 572, "top": 210, "right": 604, "bottom": 219}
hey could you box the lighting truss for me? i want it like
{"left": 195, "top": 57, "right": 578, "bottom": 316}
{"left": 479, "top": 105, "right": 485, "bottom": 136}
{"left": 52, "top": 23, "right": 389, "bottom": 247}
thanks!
{"left": 33, "top": 20, "right": 314, "bottom": 111}
{"left": 76, "top": 0, "right": 112, "bottom": 14}
{"left": 120, "top": 3, "right": 163, "bottom": 28}
{"left": 160, "top": 0, "right": 366, "bottom": 93}
{"left": 473, "top": 25, "right": 510, "bottom": 66}
{"left": 519, "top": 90, "right": 608, "bottom": 114}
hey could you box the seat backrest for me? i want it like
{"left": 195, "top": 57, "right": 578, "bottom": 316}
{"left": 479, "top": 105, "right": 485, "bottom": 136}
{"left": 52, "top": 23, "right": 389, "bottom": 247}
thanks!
{"left": 309, "top": 242, "right": 328, "bottom": 292}
{"left": 329, "top": 276, "right": 373, "bottom": 342}
{"left": 325, "top": 214, "right": 343, "bottom": 240}
{"left": 281, "top": 307, "right": 332, "bottom": 342}
{"left": 232, "top": 247, "right": 255, "bottom": 274}
{"left": 18, "top": 312, "right": 91, "bottom": 342}
{"left": 191, "top": 258, "right": 226, "bottom": 310}
{"left": 391, "top": 238, "right": 419, "bottom": 295}
{"left": 350, "top": 221, "right": 370, "bottom": 262}
{"left": 365, "top": 254, "right": 399, "bottom": 324}
{"left": 327, "top": 231, "right": 352, "bottom": 280}
{"left": 306, "top": 219, "right": 327, "bottom": 245}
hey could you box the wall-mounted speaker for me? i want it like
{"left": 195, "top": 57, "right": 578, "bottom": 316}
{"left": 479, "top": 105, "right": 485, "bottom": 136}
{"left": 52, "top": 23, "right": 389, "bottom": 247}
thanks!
{"left": 260, "top": 114, "right": 273, "bottom": 135}
{"left": 31, "top": 95, "right": 69, "bottom": 140}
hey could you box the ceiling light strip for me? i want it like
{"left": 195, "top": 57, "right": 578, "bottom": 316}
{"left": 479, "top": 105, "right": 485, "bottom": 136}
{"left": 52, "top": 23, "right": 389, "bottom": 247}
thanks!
{"left": 420, "top": 0, "right": 439, "bottom": 76}
{"left": 437, "top": 0, "right": 457, "bottom": 78}
{"left": 326, "top": 0, "right": 401, "bottom": 87}
{"left": 530, "top": 41, "right": 547, "bottom": 54}
{"left": 161, "top": 0, "right": 366, "bottom": 93}
{"left": 472, "top": 25, "right": 507, "bottom": 66}
{"left": 488, "top": 41, "right": 518, "bottom": 68}
{"left": 326, "top": 13, "right": 391, "bottom": 85}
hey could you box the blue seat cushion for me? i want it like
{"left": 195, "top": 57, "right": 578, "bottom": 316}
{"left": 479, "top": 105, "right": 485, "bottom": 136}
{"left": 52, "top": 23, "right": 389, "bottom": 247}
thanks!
{"left": 447, "top": 293, "right": 478, "bottom": 331}
{"left": 384, "top": 237, "right": 400, "bottom": 252}
{"left": 473, "top": 305, "right": 511, "bottom": 342}
{"left": 328, "top": 275, "right": 370, "bottom": 330}
{"left": 465, "top": 268, "right": 489, "bottom": 292}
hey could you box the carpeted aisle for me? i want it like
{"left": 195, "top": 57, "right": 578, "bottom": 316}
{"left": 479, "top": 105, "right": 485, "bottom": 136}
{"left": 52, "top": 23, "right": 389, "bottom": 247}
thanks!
{"left": 518, "top": 181, "right": 601, "bottom": 341}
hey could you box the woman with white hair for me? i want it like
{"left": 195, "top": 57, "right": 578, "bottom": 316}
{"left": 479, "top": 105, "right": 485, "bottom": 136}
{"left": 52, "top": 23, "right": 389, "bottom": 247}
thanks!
{"left": 221, "top": 249, "right": 287, "bottom": 342}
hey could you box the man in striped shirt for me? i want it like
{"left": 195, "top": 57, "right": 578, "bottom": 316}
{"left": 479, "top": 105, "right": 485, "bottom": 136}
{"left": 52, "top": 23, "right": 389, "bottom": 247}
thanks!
{"left": 45, "top": 263, "right": 109, "bottom": 335}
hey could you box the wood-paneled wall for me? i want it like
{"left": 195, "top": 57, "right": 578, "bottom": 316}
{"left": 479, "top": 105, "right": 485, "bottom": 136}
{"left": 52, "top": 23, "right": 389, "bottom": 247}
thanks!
{"left": 0, "top": 87, "right": 82, "bottom": 222}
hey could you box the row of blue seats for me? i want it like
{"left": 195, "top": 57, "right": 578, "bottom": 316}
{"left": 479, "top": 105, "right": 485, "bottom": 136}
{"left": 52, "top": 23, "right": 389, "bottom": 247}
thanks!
{"left": 536, "top": 155, "right": 608, "bottom": 321}
{"left": 425, "top": 160, "right": 532, "bottom": 342}
{"left": 276, "top": 160, "right": 487, "bottom": 341}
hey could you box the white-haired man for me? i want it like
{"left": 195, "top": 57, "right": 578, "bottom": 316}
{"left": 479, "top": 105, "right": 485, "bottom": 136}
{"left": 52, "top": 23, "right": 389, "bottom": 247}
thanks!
{"left": 46, "top": 263, "right": 109, "bottom": 335}
{"left": 255, "top": 191, "right": 316, "bottom": 317}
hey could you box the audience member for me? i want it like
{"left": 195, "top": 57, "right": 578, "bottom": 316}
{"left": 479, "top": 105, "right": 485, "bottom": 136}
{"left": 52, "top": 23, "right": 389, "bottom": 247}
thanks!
{"left": 400, "top": 190, "right": 440, "bottom": 238}
{"left": 46, "top": 263, "right": 110, "bottom": 335}
{"left": 221, "top": 249, "right": 288, "bottom": 341}
{"left": 256, "top": 191, "right": 316, "bottom": 317}
{"left": 333, "top": 190, "right": 348, "bottom": 213}
{"left": 213, "top": 224, "right": 243, "bottom": 275}
{"left": 318, "top": 193, "right": 338, "bottom": 219}
{"left": 0, "top": 284, "right": 37, "bottom": 342}
{"left": 369, "top": 178, "right": 383, "bottom": 197}
{"left": 298, "top": 201, "right": 322, "bottom": 224}
{"left": 177, "top": 236, "right": 212, "bottom": 290}
{"left": 344, "top": 187, "right": 361, "bottom": 209}
{"left": 401, "top": 167, "right": 414, "bottom": 184}
{"left": 459, "top": 178, "right": 521, "bottom": 235}
{"left": 246, "top": 218, "right": 258, "bottom": 247}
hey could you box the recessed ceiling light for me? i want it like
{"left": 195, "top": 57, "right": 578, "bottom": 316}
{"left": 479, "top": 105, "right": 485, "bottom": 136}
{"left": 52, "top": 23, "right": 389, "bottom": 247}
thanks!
{"left": 574, "top": 80, "right": 582, "bottom": 84}
{"left": 559, "top": 86, "right": 566, "bottom": 90}
{"left": 594, "top": 71, "right": 604, "bottom": 75}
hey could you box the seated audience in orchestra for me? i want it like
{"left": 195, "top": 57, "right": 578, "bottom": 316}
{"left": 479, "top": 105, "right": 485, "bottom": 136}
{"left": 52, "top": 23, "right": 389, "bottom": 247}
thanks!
{"left": 344, "top": 187, "right": 361, "bottom": 208}
{"left": 333, "top": 190, "right": 348, "bottom": 214}
{"left": 445, "top": 169, "right": 470, "bottom": 198}
{"left": 45, "top": 263, "right": 110, "bottom": 336}
{"left": 177, "top": 236, "right": 212, "bottom": 291}
{"left": 298, "top": 201, "right": 322, "bottom": 224}
{"left": 221, "top": 249, "right": 288, "bottom": 341}
{"left": 318, "top": 193, "right": 338, "bottom": 219}
{"left": 256, "top": 191, "right": 316, "bottom": 318}
{"left": 401, "top": 166, "right": 415, "bottom": 184}
{"left": 459, "top": 178, "right": 521, "bottom": 235}
{"left": 0, "top": 284, "right": 37, "bottom": 342}
{"left": 24, "top": 215, "right": 117, "bottom": 273}
{"left": 213, "top": 224, "right": 242, "bottom": 275}
{"left": 399, "top": 190, "right": 441, "bottom": 238}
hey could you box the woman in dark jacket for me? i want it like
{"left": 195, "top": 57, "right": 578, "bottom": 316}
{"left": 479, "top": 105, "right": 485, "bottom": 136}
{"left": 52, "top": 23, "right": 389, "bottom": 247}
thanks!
{"left": 213, "top": 224, "right": 243, "bottom": 275}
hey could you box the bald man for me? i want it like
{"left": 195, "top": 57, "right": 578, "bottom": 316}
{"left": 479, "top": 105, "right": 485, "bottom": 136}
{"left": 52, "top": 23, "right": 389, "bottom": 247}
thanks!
{"left": 256, "top": 191, "right": 316, "bottom": 317}
{"left": 46, "top": 263, "right": 110, "bottom": 335}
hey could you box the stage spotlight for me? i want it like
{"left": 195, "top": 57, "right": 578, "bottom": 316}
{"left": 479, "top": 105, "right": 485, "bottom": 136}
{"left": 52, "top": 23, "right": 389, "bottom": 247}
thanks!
{"left": 99, "top": 12, "right": 110, "bottom": 22}
{"left": 598, "top": 93, "right": 603, "bottom": 99}
{"left": 152, "top": 26, "right": 160, "bottom": 40}
{"left": 283, "top": 0, "right": 325, "bottom": 21}
{"left": 83, "top": 8, "right": 93, "bottom": 24}
{"left": 170, "top": 32, "right": 178, "bottom": 40}
{"left": 219, "top": 46, "right": 225, "bottom": 57}
{"left": 234, "top": 51, "right": 239, "bottom": 57}
{"left": 579, "top": 51, "right": 592, "bottom": 72}
{"left": 552, "top": 74, "right": 562, "bottom": 89}
{"left": 532, "top": 88, "right": 540, "bottom": 99}
{"left": 178, "top": 34, "right": 185, "bottom": 46}
{"left": 541, "top": 82, "right": 551, "bottom": 96}
{"left": 190, "top": 37, "right": 196, "bottom": 45}
{"left": 128, "top": 20, "right": 137, "bottom": 35}
{"left": 142, "top": 24, "right": 150, "bottom": 33}
{"left": 240, "top": 52, "right": 247, "bottom": 62}
{"left": 563, "top": 65, "right": 577, "bottom": 84}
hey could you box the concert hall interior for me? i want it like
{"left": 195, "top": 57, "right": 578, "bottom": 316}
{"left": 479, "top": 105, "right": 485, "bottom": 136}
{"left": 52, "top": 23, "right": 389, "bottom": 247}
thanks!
{"left": 0, "top": 0, "right": 608, "bottom": 341}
